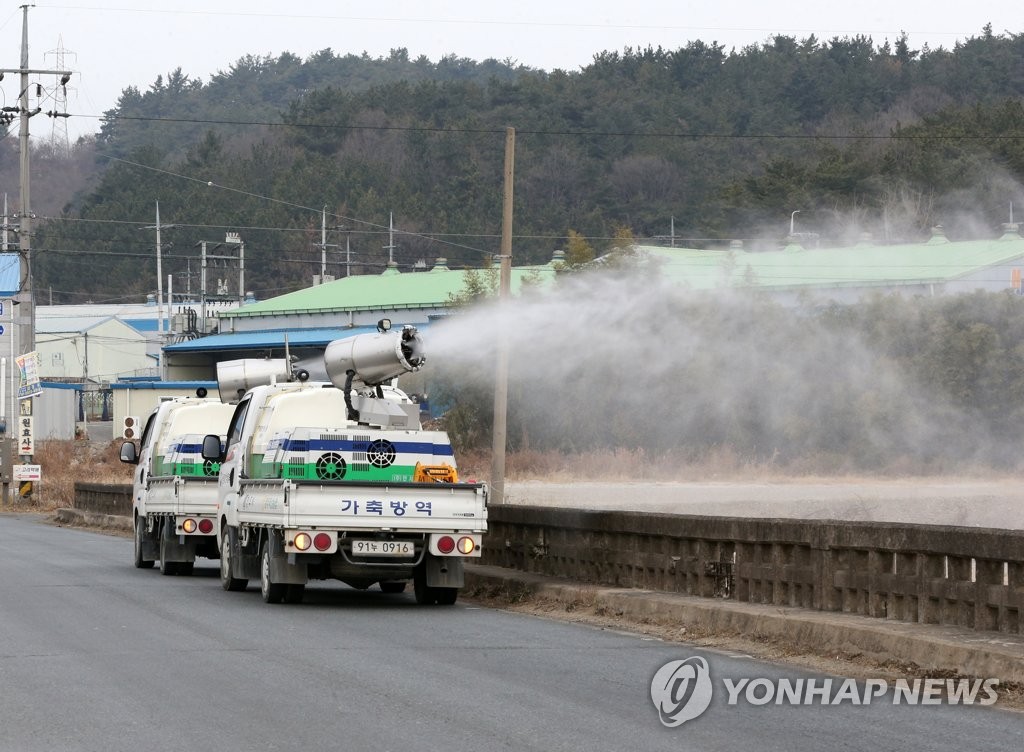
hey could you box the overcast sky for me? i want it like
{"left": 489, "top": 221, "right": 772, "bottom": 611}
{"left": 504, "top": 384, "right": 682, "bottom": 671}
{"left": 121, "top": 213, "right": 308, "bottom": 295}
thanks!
{"left": 0, "top": 0, "right": 1020, "bottom": 142}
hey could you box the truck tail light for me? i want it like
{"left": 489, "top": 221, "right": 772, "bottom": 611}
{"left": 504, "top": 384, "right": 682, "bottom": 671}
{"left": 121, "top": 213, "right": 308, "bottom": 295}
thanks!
{"left": 430, "top": 533, "right": 481, "bottom": 557}
{"left": 198, "top": 519, "right": 214, "bottom": 534}
{"left": 182, "top": 518, "right": 197, "bottom": 533}
{"left": 293, "top": 533, "right": 312, "bottom": 551}
{"left": 313, "top": 533, "right": 332, "bottom": 551}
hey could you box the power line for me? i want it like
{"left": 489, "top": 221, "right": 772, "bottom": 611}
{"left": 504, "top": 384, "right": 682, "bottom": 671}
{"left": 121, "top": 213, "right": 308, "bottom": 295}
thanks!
{"left": 92, "top": 152, "right": 497, "bottom": 256}
{"left": 76, "top": 111, "right": 1024, "bottom": 141}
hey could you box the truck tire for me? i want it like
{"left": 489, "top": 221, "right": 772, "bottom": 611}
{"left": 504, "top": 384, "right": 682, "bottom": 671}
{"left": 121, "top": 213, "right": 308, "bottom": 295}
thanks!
{"left": 434, "top": 587, "right": 458, "bottom": 606}
{"left": 220, "top": 527, "right": 248, "bottom": 592}
{"left": 160, "top": 524, "right": 183, "bottom": 577}
{"left": 134, "top": 516, "right": 155, "bottom": 569}
{"left": 284, "top": 584, "right": 305, "bottom": 604}
{"left": 260, "top": 540, "right": 286, "bottom": 604}
{"left": 413, "top": 566, "right": 458, "bottom": 606}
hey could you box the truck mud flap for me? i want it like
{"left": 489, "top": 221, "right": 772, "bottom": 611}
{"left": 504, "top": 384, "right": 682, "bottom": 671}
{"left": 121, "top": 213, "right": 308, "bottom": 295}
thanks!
{"left": 424, "top": 555, "right": 464, "bottom": 588}
{"left": 267, "top": 533, "right": 307, "bottom": 585}
{"left": 139, "top": 517, "right": 160, "bottom": 561}
{"left": 160, "top": 519, "right": 197, "bottom": 563}
{"left": 229, "top": 528, "right": 262, "bottom": 581}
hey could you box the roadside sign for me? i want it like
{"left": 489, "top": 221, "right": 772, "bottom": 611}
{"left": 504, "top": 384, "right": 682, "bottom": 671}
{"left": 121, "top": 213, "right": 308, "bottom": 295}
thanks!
{"left": 18, "top": 416, "right": 33, "bottom": 455}
{"left": 12, "top": 464, "right": 41, "bottom": 481}
{"left": 16, "top": 352, "right": 42, "bottom": 399}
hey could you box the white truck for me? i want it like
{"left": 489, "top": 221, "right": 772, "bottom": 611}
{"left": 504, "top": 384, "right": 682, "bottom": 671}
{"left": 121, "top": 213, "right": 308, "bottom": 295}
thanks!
{"left": 200, "top": 320, "right": 488, "bottom": 605}
{"left": 120, "top": 393, "right": 237, "bottom": 575}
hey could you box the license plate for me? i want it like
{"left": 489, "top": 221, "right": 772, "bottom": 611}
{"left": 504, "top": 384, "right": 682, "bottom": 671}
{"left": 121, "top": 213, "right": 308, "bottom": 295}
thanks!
{"left": 350, "top": 540, "right": 415, "bottom": 557}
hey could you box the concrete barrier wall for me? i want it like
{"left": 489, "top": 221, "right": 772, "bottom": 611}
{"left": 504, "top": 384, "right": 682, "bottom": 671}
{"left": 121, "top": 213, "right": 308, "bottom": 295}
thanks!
{"left": 74, "top": 483, "right": 132, "bottom": 516}
{"left": 482, "top": 505, "right": 1024, "bottom": 636}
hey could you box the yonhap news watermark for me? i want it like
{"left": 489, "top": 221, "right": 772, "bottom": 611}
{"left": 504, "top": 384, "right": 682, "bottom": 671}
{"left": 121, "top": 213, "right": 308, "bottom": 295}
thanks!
{"left": 651, "top": 656, "right": 999, "bottom": 727}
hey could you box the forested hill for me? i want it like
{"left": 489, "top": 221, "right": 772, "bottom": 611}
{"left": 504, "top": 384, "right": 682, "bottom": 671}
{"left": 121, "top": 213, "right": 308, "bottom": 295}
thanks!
{"left": 96, "top": 48, "right": 531, "bottom": 160}
{"left": 28, "top": 27, "right": 1024, "bottom": 302}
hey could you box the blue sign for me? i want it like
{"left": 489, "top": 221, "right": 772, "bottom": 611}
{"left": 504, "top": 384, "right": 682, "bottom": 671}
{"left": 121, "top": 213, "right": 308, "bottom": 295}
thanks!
{"left": 0, "top": 324, "right": 5, "bottom": 336}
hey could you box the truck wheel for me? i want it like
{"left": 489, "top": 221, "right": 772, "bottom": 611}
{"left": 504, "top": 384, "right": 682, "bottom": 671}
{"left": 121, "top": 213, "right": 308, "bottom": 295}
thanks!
{"left": 158, "top": 520, "right": 179, "bottom": 575}
{"left": 177, "top": 562, "right": 194, "bottom": 576}
{"left": 260, "top": 540, "right": 286, "bottom": 604}
{"left": 413, "top": 566, "right": 457, "bottom": 605}
{"left": 434, "top": 587, "right": 458, "bottom": 606}
{"left": 413, "top": 565, "right": 459, "bottom": 606}
{"left": 284, "top": 584, "right": 305, "bottom": 604}
{"left": 134, "top": 517, "right": 154, "bottom": 569}
{"left": 379, "top": 581, "right": 406, "bottom": 594}
{"left": 220, "top": 528, "right": 248, "bottom": 592}
{"left": 413, "top": 565, "right": 432, "bottom": 604}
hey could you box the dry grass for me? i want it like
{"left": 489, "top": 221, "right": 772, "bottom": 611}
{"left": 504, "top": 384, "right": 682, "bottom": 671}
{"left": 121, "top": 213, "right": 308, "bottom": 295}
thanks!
{"left": 5, "top": 439, "right": 133, "bottom": 511}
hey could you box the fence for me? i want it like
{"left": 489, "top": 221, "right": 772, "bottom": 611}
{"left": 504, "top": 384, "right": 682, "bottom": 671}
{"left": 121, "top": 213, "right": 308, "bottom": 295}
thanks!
{"left": 483, "top": 506, "right": 1024, "bottom": 635}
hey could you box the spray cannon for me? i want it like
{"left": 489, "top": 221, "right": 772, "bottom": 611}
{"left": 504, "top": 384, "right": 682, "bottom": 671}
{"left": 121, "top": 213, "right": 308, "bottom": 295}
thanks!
{"left": 324, "top": 319, "right": 425, "bottom": 389}
{"left": 216, "top": 320, "right": 426, "bottom": 427}
{"left": 216, "top": 358, "right": 295, "bottom": 403}
{"left": 325, "top": 320, "right": 424, "bottom": 424}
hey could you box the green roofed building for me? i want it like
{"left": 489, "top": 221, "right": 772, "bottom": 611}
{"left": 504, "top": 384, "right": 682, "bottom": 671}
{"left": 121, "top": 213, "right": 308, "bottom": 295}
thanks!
{"left": 162, "top": 254, "right": 563, "bottom": 380}
{"left": 634, "top": 224, "right": 1024, "bottom": 304}
{"left": 215, "top": 255, "right": 560, "bottom": 334}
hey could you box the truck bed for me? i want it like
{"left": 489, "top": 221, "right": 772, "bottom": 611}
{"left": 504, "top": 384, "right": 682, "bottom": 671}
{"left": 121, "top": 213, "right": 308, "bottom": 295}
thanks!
{"left": 143, "top": 475, "right": 221, "bottom": 517}
{"left": 235, "top": 479, "right": 487, "bottom": 532}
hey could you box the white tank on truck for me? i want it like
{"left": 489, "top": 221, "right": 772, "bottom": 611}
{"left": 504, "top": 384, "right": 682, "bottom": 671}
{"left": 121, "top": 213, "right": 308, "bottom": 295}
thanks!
{"left": 202, "top": 320, "right": 488, "bottom": 605}
{"left": 120, "top": 392, "right": 236, "bottom": 574}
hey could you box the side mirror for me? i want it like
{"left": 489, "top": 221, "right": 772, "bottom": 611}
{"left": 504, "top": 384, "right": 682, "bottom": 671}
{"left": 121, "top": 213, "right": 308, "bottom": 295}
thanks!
{"left": 201, "top": 434, "right": 223, "bottom": 461}
{"left": 119, "top": 441, "right": 138, "bottom": 465}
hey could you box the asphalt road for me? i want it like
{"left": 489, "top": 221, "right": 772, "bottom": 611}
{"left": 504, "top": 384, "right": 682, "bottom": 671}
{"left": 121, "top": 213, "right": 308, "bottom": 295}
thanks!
{"left": 1, "top": 514, "right": 1021, "bottom": 752}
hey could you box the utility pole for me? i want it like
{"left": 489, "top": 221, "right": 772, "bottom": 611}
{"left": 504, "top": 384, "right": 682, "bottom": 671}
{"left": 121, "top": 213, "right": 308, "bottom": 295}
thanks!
{"left": 1, "top": 5, "right": 72, "bottom": 478}
{"left": 143, "top": 203, "right": 176, "bottom": 379}
{"left": 1, "top": 4, "right": 73, "bottom": 358}
{"left": 321, "top": 207, "right": 327, "bottom": 279}
{"left": 346, "top": 232, "right": 351, "bottom": 277}
{"left": 332, "top": 223, "right": 352, "bottom": 277}
{"left": 384, "top": 212, "right": 396, "bottom": 268}
{"left": 313, "top": 209, "right": 340, "bottom": 284}
{"left": 490, "top": 126, "right": 515, "bottom": 505}
{"left": 155, "top": 203, "right": 164, "bottom": 340}
{"left": 198, "top": 233, "right": 244, "bottom": 333}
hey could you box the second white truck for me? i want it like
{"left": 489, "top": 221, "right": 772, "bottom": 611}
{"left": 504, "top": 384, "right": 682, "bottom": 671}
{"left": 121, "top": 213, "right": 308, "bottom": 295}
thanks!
{"left": 120, "top": 393, "right": 236, "bottom": 574}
